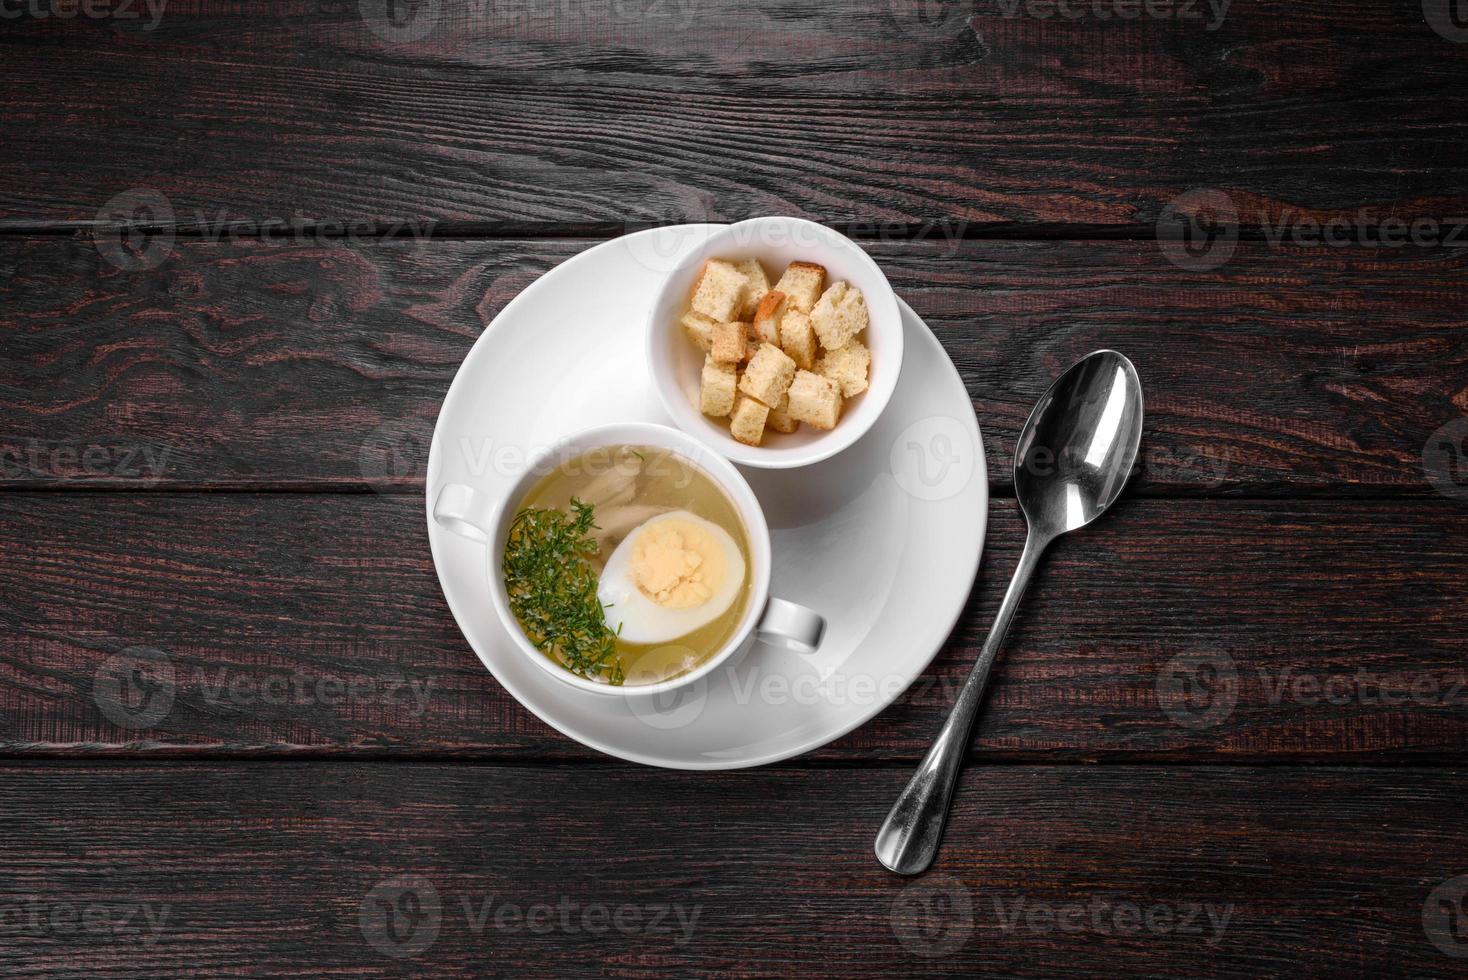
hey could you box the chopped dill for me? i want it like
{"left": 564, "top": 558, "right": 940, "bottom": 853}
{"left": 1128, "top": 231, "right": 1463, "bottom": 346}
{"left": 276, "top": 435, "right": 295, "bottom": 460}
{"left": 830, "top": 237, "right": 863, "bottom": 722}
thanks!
{"left": 502, "top": 498, "right": 624, "bottom": 685}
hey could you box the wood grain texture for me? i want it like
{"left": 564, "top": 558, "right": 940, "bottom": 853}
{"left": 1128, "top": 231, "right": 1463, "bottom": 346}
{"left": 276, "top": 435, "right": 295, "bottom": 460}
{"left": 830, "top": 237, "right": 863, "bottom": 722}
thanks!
{"left": 0, "top": 762, "right": 1464, "bottom": 977}
{"left": 5, "top": 4, "right": 1466, "bottom": 973}
{"left": 2, "top": 236, "right": 1465, "bottom": 495}
{"left": 1, "top": 0, "right": 1467, "bottom": 226}
{"left": 1, "top": 492, "right": 1463, "bottom": 760}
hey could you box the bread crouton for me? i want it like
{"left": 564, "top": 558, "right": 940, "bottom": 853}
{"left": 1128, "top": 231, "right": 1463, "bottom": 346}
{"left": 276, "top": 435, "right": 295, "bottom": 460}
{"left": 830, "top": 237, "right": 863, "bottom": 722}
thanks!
{"left": 691, "top": 259, "right": 748, "bottom": 322}
{"left": 766, "top": 392, "right": 799, "bottom": 434}
{"left": 742, "top": 337, "right": 761, "bottom": 362}
{"left": 700, "top": 356, "right": 737, "bottom": 417}
{"left": 773, "top": 261, "right": 826, "bottom": 313}
{"left": 786, "top": 369, "right": 842, "bottom": 430}
{"left": 810, "top": 281, "right": 868, "bottom": 350}
{"left": 680, "top": 310, "right": 717, "bottom": 352}
{"left": 779, "top": 309, "right": 817, "bottom": 370}
{"left": 710, "top": 320, "right": 748, "bottom": 364}
{"left": 752, "top": 290, "right": 787, "bottom": 346}
{"left": 737, "top": 259, "right": 770, "bottom": 320}
{"left": 739, "top": 342, "right": 797, "bottom": 407}
{"left": 729, "top": 393, "right": 769, "bottom": 447}
{"left": 815, "top": 337, "right": 871, "bottom": 397}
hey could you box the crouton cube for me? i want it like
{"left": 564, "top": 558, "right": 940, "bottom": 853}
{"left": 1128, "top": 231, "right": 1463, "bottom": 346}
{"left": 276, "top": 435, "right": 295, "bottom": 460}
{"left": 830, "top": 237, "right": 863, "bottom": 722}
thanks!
{"left": 810, "top": 281, "right": 868, "bottom": 350}
{"left": 773, "top": 261, "right": 826, "bottom": 313}
{"left": 691, "top": 259, "right": 748, "bottom": 321}
{"left": 737, "top": 259, "right": 771, "bottom": 320}
{"left": 786, "top": 369, "right": 842, "bottom": 430}
{"left": 729, "top": 393, "right": 769, "bottom": 447}
{"left": 752, "top": 290, "right": 787, "bottom": 346}
{"left": 710, "top": 320, "right": 748, "bottom": 364}
{"left": 815, "top": 337, "right": 871, "bottom": 397}
{"left": 700, "top": 356, "right": 737, "bottom": 417}
{"left": 779, "top": 309, "right": 818, "bottom": 370}
{"left": 739, "top": 342, "right": 797, "bottom": 407}
{"left": 766, "top": 393, "right": 799, "bottom": 434}
{"left": 680, "top": 310, "right": 717, "bottom": 352}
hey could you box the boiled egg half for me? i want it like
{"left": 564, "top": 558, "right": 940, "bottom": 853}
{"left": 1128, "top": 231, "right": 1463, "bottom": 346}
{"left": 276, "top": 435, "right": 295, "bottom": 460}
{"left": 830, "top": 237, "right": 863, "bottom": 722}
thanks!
{"left": 597, "top": 510, "right": 746, "bottom": 645}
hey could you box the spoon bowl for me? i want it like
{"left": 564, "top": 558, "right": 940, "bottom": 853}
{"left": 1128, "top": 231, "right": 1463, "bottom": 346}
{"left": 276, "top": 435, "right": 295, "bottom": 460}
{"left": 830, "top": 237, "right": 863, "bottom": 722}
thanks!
{"left": 1015, "top": 351, "right": 1144, "bottom": 538}
{"left": 875, "top": 350, "right": 1144, "bottom": 875}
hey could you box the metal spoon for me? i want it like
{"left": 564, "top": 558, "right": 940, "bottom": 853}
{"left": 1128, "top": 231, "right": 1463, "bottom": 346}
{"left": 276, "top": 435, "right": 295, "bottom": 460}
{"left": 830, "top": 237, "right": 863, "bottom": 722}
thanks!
{"left": 875, "top": 350, "right": 1144, "bottom": 875}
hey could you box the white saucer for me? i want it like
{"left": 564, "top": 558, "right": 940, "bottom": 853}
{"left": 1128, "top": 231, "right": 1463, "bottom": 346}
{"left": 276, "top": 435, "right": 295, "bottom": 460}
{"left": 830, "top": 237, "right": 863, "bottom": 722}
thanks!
{"left": 425, "top": 225, "right": 987, "bottom": 769}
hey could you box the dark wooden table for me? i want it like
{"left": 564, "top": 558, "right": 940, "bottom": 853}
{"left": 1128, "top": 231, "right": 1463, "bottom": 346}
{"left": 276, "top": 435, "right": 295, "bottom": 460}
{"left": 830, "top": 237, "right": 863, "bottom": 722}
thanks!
{"left": 3, "top": 0, "right": 1468, "bottom": 975}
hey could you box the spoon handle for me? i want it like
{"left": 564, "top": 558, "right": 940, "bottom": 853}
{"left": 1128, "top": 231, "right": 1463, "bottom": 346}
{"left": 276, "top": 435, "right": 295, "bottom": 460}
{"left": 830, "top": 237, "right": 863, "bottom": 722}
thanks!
{"left": 874, "top": 529, "right": 1049, "bottom": 875}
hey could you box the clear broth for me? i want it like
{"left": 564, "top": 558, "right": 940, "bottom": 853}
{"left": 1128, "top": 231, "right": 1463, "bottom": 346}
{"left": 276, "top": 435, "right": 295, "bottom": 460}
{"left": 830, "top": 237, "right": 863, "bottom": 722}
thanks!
{"left": 512, "top": 445, "right": 752, "bottom": 686}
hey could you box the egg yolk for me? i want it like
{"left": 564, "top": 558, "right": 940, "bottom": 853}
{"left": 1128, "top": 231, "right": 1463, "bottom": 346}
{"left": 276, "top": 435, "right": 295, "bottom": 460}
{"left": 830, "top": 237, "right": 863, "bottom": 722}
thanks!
{"left": 628, "top": 518, "right": 726, "bottom": 610}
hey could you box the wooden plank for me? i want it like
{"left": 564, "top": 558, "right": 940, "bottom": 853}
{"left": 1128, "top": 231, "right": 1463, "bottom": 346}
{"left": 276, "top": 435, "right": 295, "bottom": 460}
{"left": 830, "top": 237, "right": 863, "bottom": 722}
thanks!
{"left": 2, "top": 236, "right": 1464, "bottom": 495}
{"left": 1, "top": 0, "right": 1467, "bottom": 226}
{"left": 0, "top": 762, "right": 1462, "bottom": 976}
{"left": 1, "top": 493, "right": 1464, "bottom": 761}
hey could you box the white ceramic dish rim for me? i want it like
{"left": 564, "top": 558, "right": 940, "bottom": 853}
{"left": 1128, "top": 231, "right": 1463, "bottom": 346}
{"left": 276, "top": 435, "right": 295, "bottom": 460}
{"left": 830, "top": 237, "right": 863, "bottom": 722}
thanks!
{"left": 425, "top": 224, "right": 986, "bottom": 769}
{"left": 646, "top": 215, "right": 905, "bottom": 469}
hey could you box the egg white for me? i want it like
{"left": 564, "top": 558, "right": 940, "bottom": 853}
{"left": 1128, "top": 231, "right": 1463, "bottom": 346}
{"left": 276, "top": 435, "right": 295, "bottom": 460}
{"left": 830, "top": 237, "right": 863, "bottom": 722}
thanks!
{"left": 597, "top": 510, "right": 746, "bottom": 646}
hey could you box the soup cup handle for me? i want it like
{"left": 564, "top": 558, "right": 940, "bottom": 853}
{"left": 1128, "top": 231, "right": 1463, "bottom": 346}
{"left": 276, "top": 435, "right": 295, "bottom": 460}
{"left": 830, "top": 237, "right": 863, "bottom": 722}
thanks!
{"left": 433, "top": 484, "right": 494, "bottom": 545}
{"left": 757, "top": 598, "right": 825, "bottom": 654}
